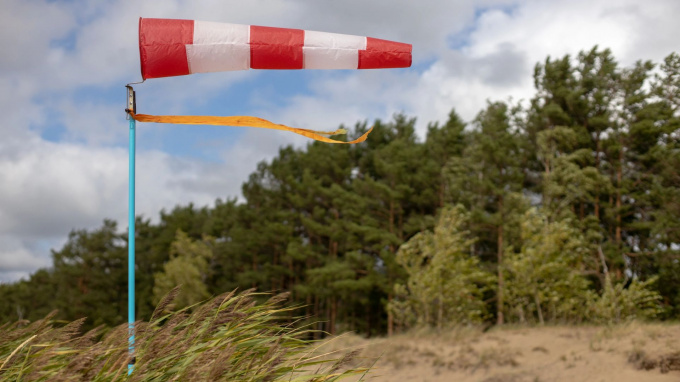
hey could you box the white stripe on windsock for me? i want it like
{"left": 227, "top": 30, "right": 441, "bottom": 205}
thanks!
{"left": 303, "top": 47, "right": 358, "bottom": 69}
{"left": 187, "top": 21, "right": 250, "bottom": 73}
{"left": 193, "top": 21, "right": 249, "bottom": 45}
{"left": 303, "top": 30, "right": 366, "bottom": 69}
{"left": 303, "top": 30, "right": 366, "bottom": 49}
{"left": 186, "top": 44, "right": 250, "bottom": 73}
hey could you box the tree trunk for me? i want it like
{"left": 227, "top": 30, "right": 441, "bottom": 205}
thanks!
{"left": 271, "top": 250, "right": 278, "bottom": 291}
{"left": 330, "top": 296, "right": 337, "bottom": 335}
{"left": 437, "top": 289, "right": 444, "bottom": 333}
{"left": 595, "top": 134, "right": 601, "bottom": 219}
{"left": 252, "top": 253, "right": 258, "bottom": 289}
{"left": 543, "top": 157, "right": 551, "bottom": 209}
{"left": 351, "top": 308, "right": 355, "bottom": 332}
{"left": 608, "top": 193, "right": 614, "bottom": 240}
{"left": 313, "top": 294, "right": 320, "bottom": 340}
{"left": 366, "top": 303, "right": 372, "bottom": 338}
{"left": 342, "top": 301, "right": 348, "bottom": 333}
{"left": 387, "top": 293, "right": 394, "bottom": 336}
{"left": 289, "top": 259, "right": 295, "bottom": 300}
{"left": 389, "top": 199, "right": 394, "bottom": 235}
{"left": 497, "top": 196, "right": 504, "bottom": 326}
{"left": 305, "top": 257, "right": 311, "bottom": 317}
{"left": 389, "top": 198, "right": 395, "bottom": 253}
{"left": 534, "top": 292, "right": 544, "bottom": 325}
{"left": 616, "top": 147, "right": 623, "bottom": 247}
{"left": 398, "top": 210, "right": 404, "bottom": 241}
{"left": 325, "top": 297, "right": 331, "bottom": 334}
{"left": 424, "top": 298, "right": 430, "bottom": 326}
{"left": 598, "top": 245, "right": 609, "bottom": 285}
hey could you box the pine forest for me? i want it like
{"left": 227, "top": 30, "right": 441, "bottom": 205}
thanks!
{"left": 2, "top": 47, "right": 679, "bottom": 338}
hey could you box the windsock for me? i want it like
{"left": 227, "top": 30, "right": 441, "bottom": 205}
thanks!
{"left": 139, "top": 18, "right": 412, "bottom": 79}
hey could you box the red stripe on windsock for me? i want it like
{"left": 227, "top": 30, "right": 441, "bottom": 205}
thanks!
{"left": 250, "top": 26, "right": 304, "bottom": 69}
{"left": 359, "top": 37, "right": 411, "bottom": 69}
{"left": 139, "top": 18, "right": 194, "bottom": 79}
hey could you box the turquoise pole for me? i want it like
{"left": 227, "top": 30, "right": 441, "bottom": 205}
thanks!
{"left": 128, "top": 115, "right": 136, "bottom": 374}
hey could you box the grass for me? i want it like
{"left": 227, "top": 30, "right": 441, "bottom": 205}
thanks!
{"left": 0, "top": 288, "right": 368, "bottom": 381}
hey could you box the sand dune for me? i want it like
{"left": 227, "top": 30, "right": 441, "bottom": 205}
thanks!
{"left": 320, "top": 323, "right": 680, "bottom": 381}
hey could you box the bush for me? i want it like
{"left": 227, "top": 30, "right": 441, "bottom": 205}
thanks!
{"left": 587, "top": 276, "right": 663, "bottom": 324}
{"left": 389, "top": 205, "right": 495, "bottom": 330}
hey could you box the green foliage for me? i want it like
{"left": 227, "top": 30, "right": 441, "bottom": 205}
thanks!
{"left": 0, "top": 289, "right": 367, "bottom": 381}
{"left": 153, "top": 230, "right": 213, "bottom": 309}
{"left": 586, "top": 276, "right": 663, "bottom": 324}
{"left": 504, "top": 208, "right": 592, "bottom": 324}
{"left": 51, "top": 220, "right": 127, "bottom": 328}
{"left": 390, "top": 205, "right": 495, "bottom": 329}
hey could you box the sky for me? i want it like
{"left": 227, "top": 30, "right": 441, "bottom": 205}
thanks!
{"left": 1, "top": 0, "right": 679, "bottom": 282}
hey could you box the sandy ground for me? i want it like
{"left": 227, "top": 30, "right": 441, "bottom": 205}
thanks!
{"left": 318, "top": 323, "right": 680, "bottom": 382}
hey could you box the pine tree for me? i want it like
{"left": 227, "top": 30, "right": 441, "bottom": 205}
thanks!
{"left": 423, "top": 109, "right": 468, "bottom": 208}
{"left": 530, "top": 47, "right": 620, "bottom": 286}
{"left": 350, "top": 115, "right": 435, "bottom": 335}
{"left": 446, "top": 101, "right": 527, "bottom": 325}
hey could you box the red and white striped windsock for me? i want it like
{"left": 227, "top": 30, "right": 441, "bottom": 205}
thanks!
{"left": 139, "top": 18, "right": 412, "bottom": 80}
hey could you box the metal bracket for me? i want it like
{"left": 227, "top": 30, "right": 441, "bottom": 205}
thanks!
{"left": 125, "top": 85, "right": 136, "bottom": 120}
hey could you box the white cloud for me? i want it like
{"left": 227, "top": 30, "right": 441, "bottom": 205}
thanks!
{"left": 0, "top": 237, "right": 53, "bottom": 281}
{"left": 0, "top": 0, "right": 75, "bottom": 72}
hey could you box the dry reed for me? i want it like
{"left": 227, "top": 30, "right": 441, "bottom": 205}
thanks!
{"left": 0, "top": 288, "right": 367, "bottom": 381}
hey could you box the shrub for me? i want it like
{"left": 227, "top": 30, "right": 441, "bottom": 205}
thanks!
{"left": 587, "top": 276, "right": 663, "bottom": 324}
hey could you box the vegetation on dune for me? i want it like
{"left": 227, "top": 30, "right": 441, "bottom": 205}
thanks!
{"left": 0, "top": 288, "right": 367, "bottom": 381}
{"left": 389, "top": 205, "right": 495, "bottom": 329}
{"left": 0, "top": 47, "right": 678, "bottom": 338}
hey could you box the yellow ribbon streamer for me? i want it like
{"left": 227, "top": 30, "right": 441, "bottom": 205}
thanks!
{"left": 129, "top": 112, "right": 372, "bottom": 144}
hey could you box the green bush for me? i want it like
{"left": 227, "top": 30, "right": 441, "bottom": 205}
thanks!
{"left": 389, "top": 205, "right": 495, "bottom": 330}
{"left": 587, "top": 276, "right": 664, "bottom": 324}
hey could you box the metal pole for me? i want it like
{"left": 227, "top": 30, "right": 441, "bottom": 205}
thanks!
{"left": 126, "top": 86, "right": 136, "bottom": 374}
